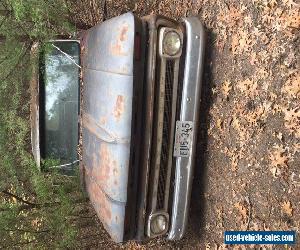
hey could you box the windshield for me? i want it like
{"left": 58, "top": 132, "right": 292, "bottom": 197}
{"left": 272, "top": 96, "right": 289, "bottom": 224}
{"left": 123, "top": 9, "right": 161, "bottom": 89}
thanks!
{"left": 42, "top": 41, "right": 80, "bottom": 165}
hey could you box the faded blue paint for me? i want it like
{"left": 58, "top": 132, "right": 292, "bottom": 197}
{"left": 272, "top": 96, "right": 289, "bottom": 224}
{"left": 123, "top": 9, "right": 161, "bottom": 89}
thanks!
{"left": 82, "top": 12, "right": 135, "bottom": 242}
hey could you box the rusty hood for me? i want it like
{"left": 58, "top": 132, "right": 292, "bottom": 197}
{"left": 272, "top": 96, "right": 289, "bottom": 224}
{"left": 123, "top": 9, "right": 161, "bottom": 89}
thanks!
{"left": 82, "top": 12, "right": 136, "bottom": 242}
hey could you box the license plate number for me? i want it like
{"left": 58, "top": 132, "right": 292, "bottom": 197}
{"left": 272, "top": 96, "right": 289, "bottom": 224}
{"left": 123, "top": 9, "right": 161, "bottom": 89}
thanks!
{"left": 174, "top": 121, "right": 194, "bottom": 157}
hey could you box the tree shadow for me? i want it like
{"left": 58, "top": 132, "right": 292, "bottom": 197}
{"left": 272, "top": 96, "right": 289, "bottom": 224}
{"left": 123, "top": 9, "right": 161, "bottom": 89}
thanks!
{"left": 186, "top": 27, "right": 215, "bottom": 242}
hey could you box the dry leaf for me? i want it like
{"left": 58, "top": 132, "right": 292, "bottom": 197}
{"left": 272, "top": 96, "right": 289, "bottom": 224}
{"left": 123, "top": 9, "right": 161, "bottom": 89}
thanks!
{"left": 294, "top": 143, "right": 300, "bottom": 154}
{"left": 256, "top": 67, "right": 269, "bottom": 80}
{"left": 234, "top": 202, "right": 248, "bottom": 221}
{"left": 238, "top": 30, "right": 252, "bottom": 53}
{"left": 231, "top": 28, "right": 254, "bottom": 55}
{"left": 231, "top": 116, "right": 240, "bottom": 130}
{"left": 231, "top": 154, "right": 239, "bottom": 171}
{"left": 205, "top": 242, "right": 211, "bottom": 250}
{"left": 219, "top": 5, "right": 243, "bottom": 28}
{"left": 216, "top": 119, "right": 224, "bottom": 131}
{"left": 283, "top": 73, "right": 300, "bottom": 98}
{"left": 269, "top": 145, "right": 289, "bottom": 168}
{"left": 276, "top": 132, "right": 283, "bottom": 140}
{"left": 221, "top": 80, "right": 232, "bottom": 97}
{"left": 282, "top": 201, "right": 293, "bottom": 216}
{"left": 268, "top": 0, "right": 278, "bottom": 8}
{"left": 224, "top": 147, "right": 240, "bottom": 171}
{"left": 282, "top": 0, "right": 299, "bottom": 8}
{"left": 282, "top": 9, "right": 300, "bottom": 29}
{"left": 246, "top": 105, "right": 268, "bottom": 127}
{"left": 282, "top": 107, "right": 300, "bottom": 138}
{"left": 237, "top": 78, "right": 254, "bottom": 93}
{"left": 238, "top": 77, "right": 259, "bottom": 100}
{"left": 231, "top": 34, "right": 239, "bottom": 54}
{"left": 228, "top": 6, "right": 243, "bottom": 23}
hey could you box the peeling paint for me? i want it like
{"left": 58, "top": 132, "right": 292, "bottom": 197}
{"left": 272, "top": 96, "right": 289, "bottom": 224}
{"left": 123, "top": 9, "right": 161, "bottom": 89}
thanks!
{"left": 119, "top": 23, "right": 129, "bottom": 41}
{"left": 109, "top": 23, "right": 130, "bottom": 56}
{"left": 113, "top": 95, "right": 125, "bottom": 121}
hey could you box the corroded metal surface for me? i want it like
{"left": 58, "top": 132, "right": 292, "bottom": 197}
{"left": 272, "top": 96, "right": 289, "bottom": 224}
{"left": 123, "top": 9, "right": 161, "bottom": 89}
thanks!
{"left": 82, "top": 13, "right": 135, "bottom": 242}
{"left": 83, "top": 13, "right": 134, "bottom": 75}
{"left": 85, "top": 172, "right": 126, "bottom": 242}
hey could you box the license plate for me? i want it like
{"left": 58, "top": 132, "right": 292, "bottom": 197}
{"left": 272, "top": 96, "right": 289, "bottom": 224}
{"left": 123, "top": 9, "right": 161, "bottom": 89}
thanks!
{"left": 173, "top": 121, "right": 194, "bottom": 157}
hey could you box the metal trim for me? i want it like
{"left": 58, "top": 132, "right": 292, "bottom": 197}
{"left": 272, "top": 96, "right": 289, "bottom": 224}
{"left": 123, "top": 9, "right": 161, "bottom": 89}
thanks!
{"left": 158, "top": 27, "right": 183, "bottom": 59}
{"left": 39, "top": 40, "right": 81, "bottom": 168}
{"left": 167, "top": 16, "right": 205, "bottom": 240}
{"left": 49, "top": 39, "right": 80, "bottom": 43}
{"left": 30, "top": 42, "right": 41, "bottom": 169}
{"left": 135, "top": 15, "right": 179, "bottom": 240}
{"left": 146, "top": 211, "right": 169, "bottom": 237}
{"left": 146, "top": 28, "right": 181, "bottom": 238}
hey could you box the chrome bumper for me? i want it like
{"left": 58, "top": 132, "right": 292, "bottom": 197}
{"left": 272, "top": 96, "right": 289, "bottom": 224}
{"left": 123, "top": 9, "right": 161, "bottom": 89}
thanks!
{"left": 167, "top": 17, "right": 205, "bottom": 240}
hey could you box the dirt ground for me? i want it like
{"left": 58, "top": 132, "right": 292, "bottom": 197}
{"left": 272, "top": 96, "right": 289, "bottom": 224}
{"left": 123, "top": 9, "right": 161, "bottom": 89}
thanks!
{"left": 71, "top": 0, "right": 300, "bottom": 249}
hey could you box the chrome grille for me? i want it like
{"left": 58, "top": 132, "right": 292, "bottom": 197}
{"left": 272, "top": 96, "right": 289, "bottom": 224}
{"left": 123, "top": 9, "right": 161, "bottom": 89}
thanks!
{"left": 147, "top": 57, "right": 180, "bottom": 211}
{"left": 156, "top": 60, "right": 174, "bottom": 209}
{"left": 146, "top": 26, "right": 182, "bottom": 238}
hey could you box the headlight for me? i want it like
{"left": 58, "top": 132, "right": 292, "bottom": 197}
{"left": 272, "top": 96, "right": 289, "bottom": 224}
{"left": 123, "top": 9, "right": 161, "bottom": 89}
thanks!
{"left": 162, "top": 31, "right": 182, "bottom": 56}
{"left": 150, "top": 214, "right": 168, "bottom": 235}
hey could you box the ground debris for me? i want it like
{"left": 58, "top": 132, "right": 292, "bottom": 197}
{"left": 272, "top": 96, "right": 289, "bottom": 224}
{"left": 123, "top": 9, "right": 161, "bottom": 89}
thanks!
{"left": 72, "top": 0, "right": 300, "bottom": 248}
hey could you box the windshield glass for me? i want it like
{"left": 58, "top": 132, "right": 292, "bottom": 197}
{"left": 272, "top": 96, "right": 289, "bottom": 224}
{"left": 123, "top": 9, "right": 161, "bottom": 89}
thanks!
{"left": 42, "top": 41, "right": 80, "bottom": 165}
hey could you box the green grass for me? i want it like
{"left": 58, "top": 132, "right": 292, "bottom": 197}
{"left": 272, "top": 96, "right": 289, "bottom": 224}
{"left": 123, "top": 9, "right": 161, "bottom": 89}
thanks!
{"left": 0, "top": 1, "right": 81, "bottom": 248}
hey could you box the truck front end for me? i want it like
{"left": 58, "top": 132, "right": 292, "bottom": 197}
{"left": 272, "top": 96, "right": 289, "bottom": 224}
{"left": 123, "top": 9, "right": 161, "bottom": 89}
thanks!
{"left": 81, "top": 12, "right": 205, "bottom": 242}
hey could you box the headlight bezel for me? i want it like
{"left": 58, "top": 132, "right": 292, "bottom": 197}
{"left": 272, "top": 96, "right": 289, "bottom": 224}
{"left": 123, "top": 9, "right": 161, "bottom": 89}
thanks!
{"left": 147, "top": 212, "right": 169, "bottom": 237}
{"left": 159, "top": 27, "right": 183, "bottom": 59}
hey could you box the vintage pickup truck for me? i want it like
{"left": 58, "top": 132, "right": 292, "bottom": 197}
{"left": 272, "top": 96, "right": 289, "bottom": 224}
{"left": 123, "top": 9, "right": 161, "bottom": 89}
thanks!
{"left": 30, "top": 12, "right": 205, "bottom": 242}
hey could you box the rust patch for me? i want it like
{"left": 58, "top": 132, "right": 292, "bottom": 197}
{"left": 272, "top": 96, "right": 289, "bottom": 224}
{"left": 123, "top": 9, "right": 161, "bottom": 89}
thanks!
{"left": 113, "top": 95, "right": 125, "bottom": 121}
{"left": 99, "top": 116, "right": 107, "bottom": 125}
{"left": 85, "top": 172, "right": 112, "bottom": 222}
{"left": 83, "top": 113, "right": 130, "bottom": 144}
{"left": 119, "top": 24, "right": 128, "bottom": 41}
{"left": 81, "top": 32, "right": 89, "bottom": 60}
{"left": 109, "top": 42, "right": 127, "bottom": 56}
{"left": 94, "top": 143, "right": 120, "bottom": 195}
{"left": 109, "top": 23, "right": 129, "bottom": 56}
{"left": 98, "top": 144, "right": 112, "bottom": 188}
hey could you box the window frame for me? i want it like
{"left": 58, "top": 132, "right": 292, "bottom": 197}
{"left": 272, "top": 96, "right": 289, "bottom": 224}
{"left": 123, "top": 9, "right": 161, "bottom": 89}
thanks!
{"left": 39, "top": 39, "right": 81, "bottom": 171}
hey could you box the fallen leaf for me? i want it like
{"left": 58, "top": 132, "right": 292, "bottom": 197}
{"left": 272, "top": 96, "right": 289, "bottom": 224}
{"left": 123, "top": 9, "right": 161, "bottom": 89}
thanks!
{"left": 269, "top": 145, "right": 289, "bottom": 167}
{"left": 237, "top": 78, "right": 257, "bottom": 94}
{"left": 234, "top": 202, "right": 248, "bottom": 221}
{"left": 282, "top": 9, "right": 300, "bottom": 29}
{"left": 282, "top": 201, "right": 293, "bottom": 216}
{"left": 282, "top": 0, "right": 299, "bottom": 8}
{"left": 221, "top": 80, "right": 232, "bottom": 97}
{"left": 282, "top": 107, "right": 300, "bottom": 138}
{"left": 283, "top": 73, "right": 300, "bottom": 98}
{"left": 216, "top": 119, "right": 224, "bottom": 131}
{"left": 237, "top": 79, "right": 251, "bottom": 92}
{"left": 276, "top": 132, "right": 283, "bottom": 141}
